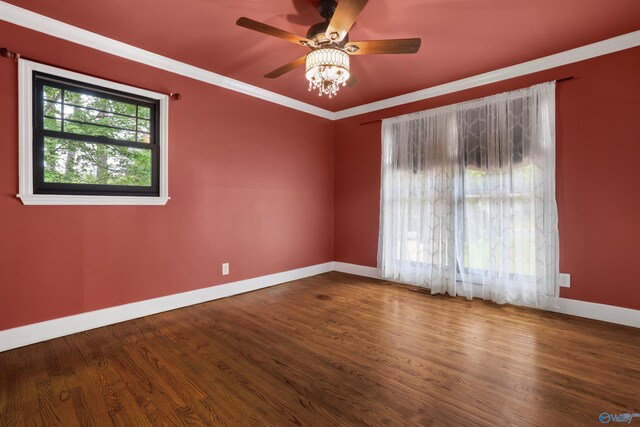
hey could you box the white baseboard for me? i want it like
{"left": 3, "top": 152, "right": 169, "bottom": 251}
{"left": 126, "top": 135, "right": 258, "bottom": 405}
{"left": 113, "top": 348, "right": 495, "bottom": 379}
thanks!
{"left": 2, "top": 260, "right": 637, "bottom": 352}
{"left": 549, "top": 298, "right": 640, "bottom": 328}
{"left": 0, "top": 262, "right": 334, "bottom": 352}
{"left": 333, "top": 262, "right": 380, "bottom": 279}
{"left": 333, "top": 262, "right": 640, "bottom": 328}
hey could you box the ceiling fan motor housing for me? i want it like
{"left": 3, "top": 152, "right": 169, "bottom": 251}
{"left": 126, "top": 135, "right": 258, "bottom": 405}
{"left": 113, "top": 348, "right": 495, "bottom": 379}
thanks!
{"left": 307, "top": 23, "right": 348, "bottom": 47}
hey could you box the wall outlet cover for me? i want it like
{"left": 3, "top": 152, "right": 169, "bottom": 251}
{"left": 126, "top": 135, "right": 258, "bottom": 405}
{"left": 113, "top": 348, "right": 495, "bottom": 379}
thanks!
{"left": 559, "top": 273, "right": 571, "bottom": 288}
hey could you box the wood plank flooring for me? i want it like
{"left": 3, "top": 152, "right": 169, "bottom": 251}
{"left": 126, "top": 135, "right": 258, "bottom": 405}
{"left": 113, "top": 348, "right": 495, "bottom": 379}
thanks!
{"left": 1, "top": 272, "right": 639, "bottom": 426}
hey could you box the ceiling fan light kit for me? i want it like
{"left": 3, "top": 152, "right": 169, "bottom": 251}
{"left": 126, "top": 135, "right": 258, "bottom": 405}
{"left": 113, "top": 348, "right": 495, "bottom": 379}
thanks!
{"left": 236, "top": 0, "right": 421, "bottom": 98}
{"left": 305, "top": 48, "right": 350, "bottom": 97}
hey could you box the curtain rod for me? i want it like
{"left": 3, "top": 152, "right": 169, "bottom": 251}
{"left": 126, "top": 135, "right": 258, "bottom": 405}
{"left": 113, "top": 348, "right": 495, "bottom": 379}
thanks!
{"left": 0, "top": 47, "right": 182, "bottom": 100}
{"left": 358, "top": 76, "right": 574, "bottom": 126}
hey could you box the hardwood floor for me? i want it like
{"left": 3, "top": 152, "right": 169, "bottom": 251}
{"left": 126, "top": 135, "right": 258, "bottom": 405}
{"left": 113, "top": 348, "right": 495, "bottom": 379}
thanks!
{"left": 1, "top": 272, "right": 638, "bottom": 426}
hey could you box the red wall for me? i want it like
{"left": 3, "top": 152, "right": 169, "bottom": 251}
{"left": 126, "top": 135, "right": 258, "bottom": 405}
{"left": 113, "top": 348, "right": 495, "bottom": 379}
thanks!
{"left": 1, "top": 23, "right": 638, "bottom": 333}
{"left": 0, "top": 23, "right": 334, "bottom": 331}
{"left": 334, "top": 46, "right": 640, "bottom": 311}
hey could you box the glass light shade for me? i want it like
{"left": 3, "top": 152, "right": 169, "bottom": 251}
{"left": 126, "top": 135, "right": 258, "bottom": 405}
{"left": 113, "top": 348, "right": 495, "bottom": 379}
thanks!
{"left": 305, "top": 48, "right": 350, "bottom": 98}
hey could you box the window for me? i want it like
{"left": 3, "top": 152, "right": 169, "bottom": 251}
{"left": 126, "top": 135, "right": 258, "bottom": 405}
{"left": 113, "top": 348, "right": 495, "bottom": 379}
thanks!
{"left": 18, "top": 59, "right": 169, "bottom": 205}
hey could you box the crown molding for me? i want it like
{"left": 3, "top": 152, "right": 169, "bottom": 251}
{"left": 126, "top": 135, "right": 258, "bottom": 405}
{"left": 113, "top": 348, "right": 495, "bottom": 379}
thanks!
{"left": 1, "top": 1, "right": 640, "bottom": 122}
{"left": 0, "top": 1, "right": 335, "bottom": 120}
{"left": 333, "top": 30, "right": 640, "bottom": 120}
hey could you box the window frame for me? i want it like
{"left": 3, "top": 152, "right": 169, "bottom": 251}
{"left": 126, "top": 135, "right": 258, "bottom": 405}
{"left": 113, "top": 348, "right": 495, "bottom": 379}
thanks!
{"left": 18, "top": 59, "right": 170, "bottom": 205}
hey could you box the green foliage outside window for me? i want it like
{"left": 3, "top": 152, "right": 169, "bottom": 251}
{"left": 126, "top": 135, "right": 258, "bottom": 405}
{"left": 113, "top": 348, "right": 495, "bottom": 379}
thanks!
{"left": 41, "top": 85, "right": 153, "bottom": 187}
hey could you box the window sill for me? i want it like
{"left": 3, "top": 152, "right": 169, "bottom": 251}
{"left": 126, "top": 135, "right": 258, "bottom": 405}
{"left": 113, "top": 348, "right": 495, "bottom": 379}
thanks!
{"left": 17, "top": 194, "right": 170, "bottom": 206}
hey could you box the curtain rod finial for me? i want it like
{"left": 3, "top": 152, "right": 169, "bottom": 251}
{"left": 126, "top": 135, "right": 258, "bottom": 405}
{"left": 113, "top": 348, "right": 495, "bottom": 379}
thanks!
{"left": 0, "top": 48, "right": 20, "bottom": 62}
{"left": 170, "top": 93, "right": 181, "bottom": 101}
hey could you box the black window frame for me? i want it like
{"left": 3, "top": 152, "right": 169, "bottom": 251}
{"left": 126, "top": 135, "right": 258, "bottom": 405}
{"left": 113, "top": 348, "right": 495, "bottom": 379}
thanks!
{"left": 32, "top": 71, "right": 161, "bottom": 197}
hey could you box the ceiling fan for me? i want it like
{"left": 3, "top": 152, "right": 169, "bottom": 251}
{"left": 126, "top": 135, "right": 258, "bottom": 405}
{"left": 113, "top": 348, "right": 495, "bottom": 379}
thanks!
{"left": 236, "top": 0, "right": 421, "bottom": 98}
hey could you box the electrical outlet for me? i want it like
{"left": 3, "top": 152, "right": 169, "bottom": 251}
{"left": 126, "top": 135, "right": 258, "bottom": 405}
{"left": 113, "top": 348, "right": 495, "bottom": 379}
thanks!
{"left": 222, "top": 263, "right": 229, "bottom": 276}
{"left": 559, "top": 273, "right": 571, "bottom": 288}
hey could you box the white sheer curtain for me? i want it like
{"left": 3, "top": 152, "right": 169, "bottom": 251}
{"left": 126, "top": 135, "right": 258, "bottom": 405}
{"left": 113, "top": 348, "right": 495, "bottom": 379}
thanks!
{"left": 378, "top": 82, "right": 558, "bottom": 307}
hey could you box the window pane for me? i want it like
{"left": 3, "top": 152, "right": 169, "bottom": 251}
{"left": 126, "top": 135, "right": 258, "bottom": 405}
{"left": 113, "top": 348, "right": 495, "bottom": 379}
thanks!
{"left": 462, "top": 165, "right": 536, "bottom": 277}
{"left": 43, "top": 137, "right": 152, "bottom": 186}
{"left": 137, "top": 119, "right": 151, "bottom": 133}
{"left": 463, "top": 197, "right": 490, "bottom": 271}
{"left": 63, "top": 104, "right": 137, "bottom": 130}
{"left": 137, "top": 132, "right": 151, "bottom": 144}
{"left": 64, "top": 90, "right": 137, "bottom": 117}
{"left": 138, "top": 106, "right": 151, "bottom": 120}
{"left": 44, "top": 117, "right": 62, "bottom": 132}
{"left": 43, "top": 86, "right": 61, "bottom": 102}
{"left": 61, "top": 109, "right": 138, "bottom": 141}
{"left": 43, "top": 101, "right": 62, "bottom": 118}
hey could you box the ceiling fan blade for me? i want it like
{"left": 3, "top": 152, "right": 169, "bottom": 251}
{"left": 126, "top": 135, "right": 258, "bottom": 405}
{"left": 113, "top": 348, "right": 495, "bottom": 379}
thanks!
{"left": 325, "top": 0, "right": 368, "bottom": 42}
{"left": 346, "top": 71, "right": 359, "bottom": 87}
{"left": 264, "top": 56, "right": 307, "bottom": 78}
{"left": 237, "top": 17, "right": 311, "bottom": 46}
{"left": 345, "top": 38, "right": 422, "bottom": 55}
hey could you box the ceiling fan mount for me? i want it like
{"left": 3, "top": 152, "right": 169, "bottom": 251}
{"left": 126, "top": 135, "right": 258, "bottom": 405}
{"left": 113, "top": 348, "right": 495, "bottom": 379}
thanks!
{"left": 236, "top": 0, "right": 422, "bottom": 97}
{"left": 317, "top": 0, "right": 337, "bottom": 21}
